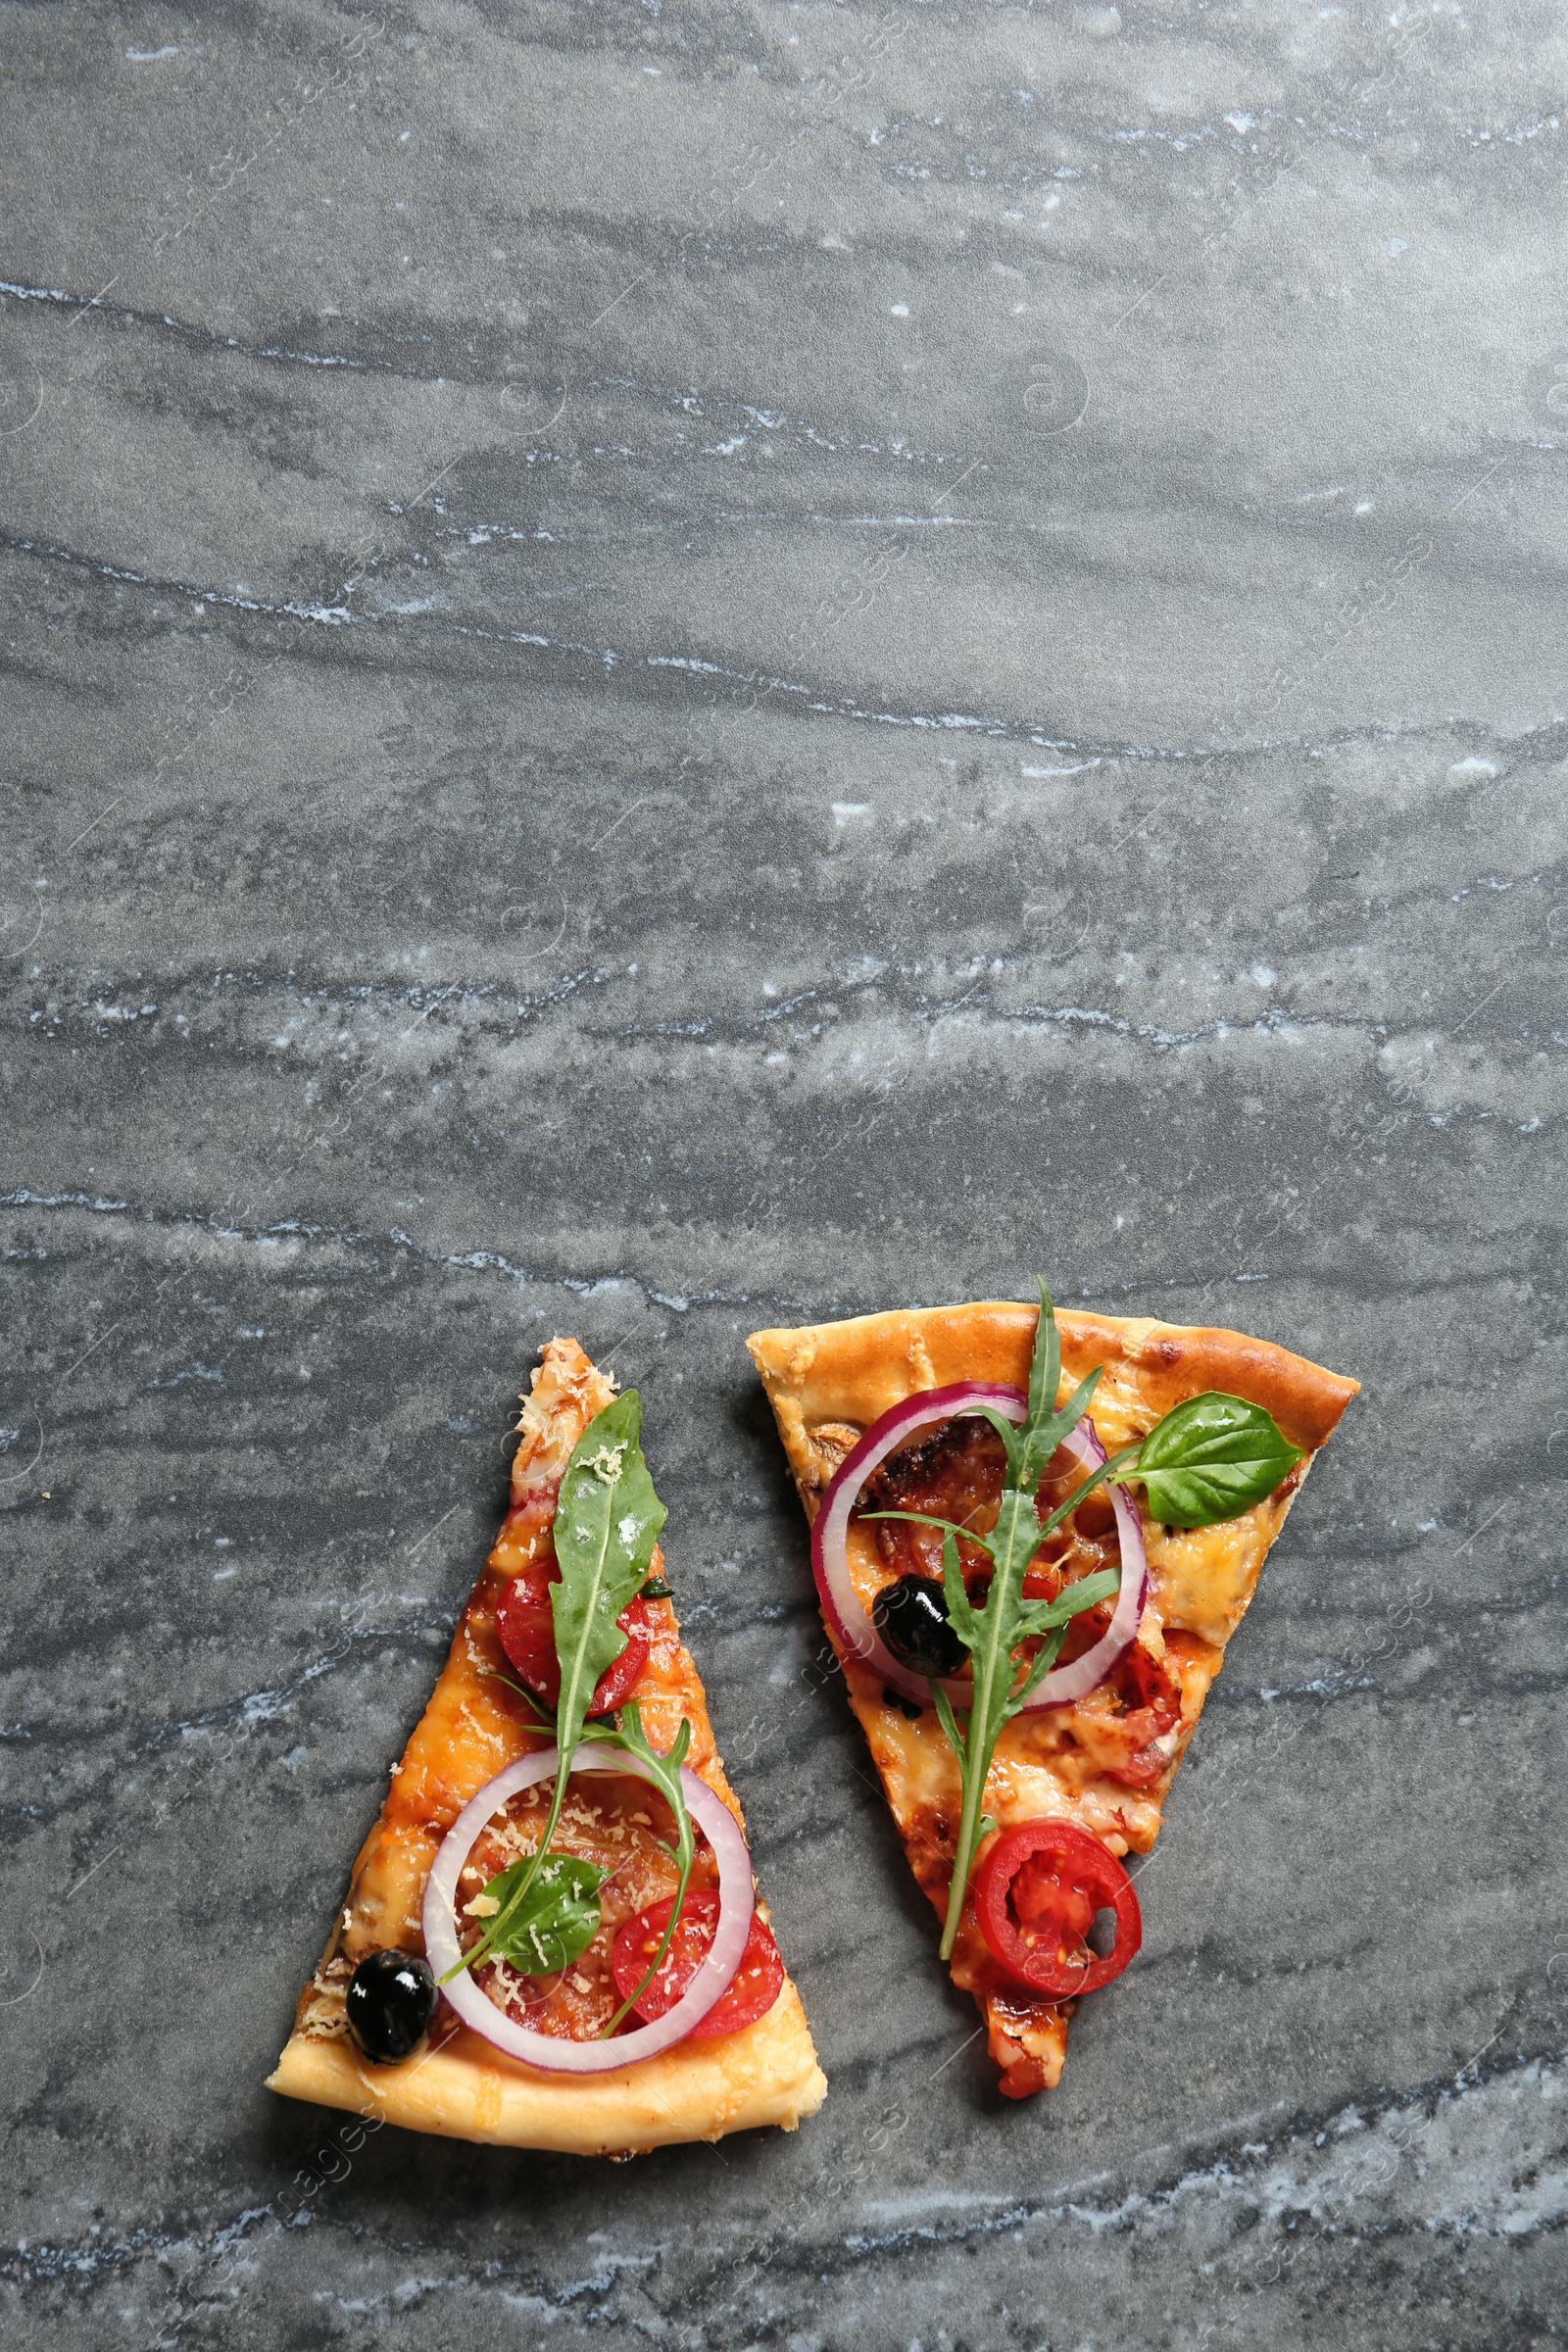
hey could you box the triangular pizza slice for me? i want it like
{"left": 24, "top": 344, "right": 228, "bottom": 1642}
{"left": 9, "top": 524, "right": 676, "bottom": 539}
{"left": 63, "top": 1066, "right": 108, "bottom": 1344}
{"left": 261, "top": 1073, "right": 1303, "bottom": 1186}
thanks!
{"left": 748, "top": 1295, "right": 1356, "bottom": 2099}
{"left": 269, "top": 1338, "right": 825, "bottom": 2155}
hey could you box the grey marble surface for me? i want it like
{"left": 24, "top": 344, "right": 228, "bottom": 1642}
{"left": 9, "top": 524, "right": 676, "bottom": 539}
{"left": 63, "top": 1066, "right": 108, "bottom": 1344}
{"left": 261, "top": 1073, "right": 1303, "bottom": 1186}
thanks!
{"left": 2, "top": 1, "right": 1565, "bottom": 2344}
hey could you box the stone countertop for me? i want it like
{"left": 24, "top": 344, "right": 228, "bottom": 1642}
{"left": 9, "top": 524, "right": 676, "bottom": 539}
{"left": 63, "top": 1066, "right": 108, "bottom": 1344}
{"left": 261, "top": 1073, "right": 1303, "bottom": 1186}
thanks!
{"left": 2, "top": 4, "right": 1563, "bottom": 2346}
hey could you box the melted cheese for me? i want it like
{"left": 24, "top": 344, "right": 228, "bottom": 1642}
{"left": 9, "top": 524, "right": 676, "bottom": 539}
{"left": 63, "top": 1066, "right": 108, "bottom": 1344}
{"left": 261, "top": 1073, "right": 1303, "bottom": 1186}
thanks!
{"left": 749, "top": 1298, "right": 1355, "bottom": 2099}
{"left": 836, "top": 1491, "right": 1289, "bottom": 2092}
{"left": 269, "top": 1337, "right": 826, "bottom": 2154}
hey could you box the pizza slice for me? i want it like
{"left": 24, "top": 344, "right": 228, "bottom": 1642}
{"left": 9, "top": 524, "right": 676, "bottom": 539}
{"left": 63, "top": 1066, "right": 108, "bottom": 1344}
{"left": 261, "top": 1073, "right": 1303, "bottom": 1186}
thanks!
{"left": 748, "top": 1290, "right": 1357, "bottom": 2099}
{"left": 269, "top": 1337, "right": 826, "bottom": 2155}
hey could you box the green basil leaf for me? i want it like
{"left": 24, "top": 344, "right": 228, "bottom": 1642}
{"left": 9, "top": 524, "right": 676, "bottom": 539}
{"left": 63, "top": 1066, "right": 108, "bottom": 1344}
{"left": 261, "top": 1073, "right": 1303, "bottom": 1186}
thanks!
{"left": 1134, "top": 1391, "right": 1302, "bottom": 1528}
{"left": 550, "top": 1391, "right": 667, "bottom": 1752}
{"left": 476, "top": 1850, "right": 607, "bottom": 1977}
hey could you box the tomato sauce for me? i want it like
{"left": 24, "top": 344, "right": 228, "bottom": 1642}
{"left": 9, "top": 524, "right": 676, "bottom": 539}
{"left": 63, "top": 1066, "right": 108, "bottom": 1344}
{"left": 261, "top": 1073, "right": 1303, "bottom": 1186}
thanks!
{"left": 856, "top": 1413, "right": 1183, "bottom": 1789}
{"left": 456, "top": 1773, "right": 720, "bottom": 2043}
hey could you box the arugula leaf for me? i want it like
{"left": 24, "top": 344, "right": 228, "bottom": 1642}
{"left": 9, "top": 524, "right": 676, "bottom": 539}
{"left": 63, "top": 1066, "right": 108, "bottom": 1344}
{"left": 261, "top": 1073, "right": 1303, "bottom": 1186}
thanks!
{"left": 550, "top": 1390, "right": 667, "bottom": 1754}
{"left": 474, "top": 1662, "right": 554, "bottom": 1722}
{"left": 440, "top": 1390, "right": 682, "bottom": 1990}
{"left": 581, "top": 1702, "right": 693, "bottom": 1842}
{"left": 860, "top": 1286, "right": 1309, "bottom": 1965}
{"left": 1133, "top": 1392, "right": 1301, "bottom": 1527}
{"left": 861, "top": 1281, "right": 1116, "bottom": 1961}
{"left": 469, "top": 1850, "right": 607, "bottom": 1976}
{"left": 581, "top": 1699, "right": 697, "bottom": 2035}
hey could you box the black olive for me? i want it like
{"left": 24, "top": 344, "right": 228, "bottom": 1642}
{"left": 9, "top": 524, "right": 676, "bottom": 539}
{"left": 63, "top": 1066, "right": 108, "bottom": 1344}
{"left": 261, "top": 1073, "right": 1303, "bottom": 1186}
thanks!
{"left": 872, "top": 1573, "right": 969, "bottom": 1678}
{"left": 345, "top": 1949, "right": 437, "bottom": 2063}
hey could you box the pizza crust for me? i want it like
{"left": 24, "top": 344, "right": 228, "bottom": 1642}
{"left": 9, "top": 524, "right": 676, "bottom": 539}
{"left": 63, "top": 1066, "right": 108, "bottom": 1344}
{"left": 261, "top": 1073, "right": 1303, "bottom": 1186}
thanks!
{"left": 747, "top": 1297, "right": 1358, "bottom": 2097}
{"left": 268, "top": 1980, "right": 825, "bottom": 2158}
{"left": 748, "top": 1299, "right": 1359, "bottom": 1498}
{"left": 269, "top": 1337, "right": 827, "bottom": 2155}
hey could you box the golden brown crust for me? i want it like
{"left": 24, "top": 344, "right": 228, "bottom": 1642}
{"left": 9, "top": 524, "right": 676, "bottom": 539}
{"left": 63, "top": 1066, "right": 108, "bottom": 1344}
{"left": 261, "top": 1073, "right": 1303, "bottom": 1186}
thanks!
{"left": 268, "top": 1981, "right": 825, "bottom": 2158}
{"left": 747, "top": 1296, "right": 1356, "bottom": 2100}
{"left": 747, "top": 1300, "right": 1358, "bottom": 1494}
{"left": 270, "top": 1337, "right": 826, "bottom": 2153}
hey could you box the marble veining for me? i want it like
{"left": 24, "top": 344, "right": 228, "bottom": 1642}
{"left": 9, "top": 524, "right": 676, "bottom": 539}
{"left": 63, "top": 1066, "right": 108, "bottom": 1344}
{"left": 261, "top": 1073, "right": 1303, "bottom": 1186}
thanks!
{"left": 3, "top": 1, "right": 1565, "bottom": 2345}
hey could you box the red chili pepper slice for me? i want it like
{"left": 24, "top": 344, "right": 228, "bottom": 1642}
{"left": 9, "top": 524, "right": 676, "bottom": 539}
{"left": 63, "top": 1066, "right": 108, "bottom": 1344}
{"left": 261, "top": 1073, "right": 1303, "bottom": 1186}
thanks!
{"left": 611, "top": 1890, "right": 785, "bottom": 2038}
{"left": 972, "top": 1820, "right": 1142, "bottom": 1997}
{"left": 493, "top": 1565, "right": 654, "bottom": 1714}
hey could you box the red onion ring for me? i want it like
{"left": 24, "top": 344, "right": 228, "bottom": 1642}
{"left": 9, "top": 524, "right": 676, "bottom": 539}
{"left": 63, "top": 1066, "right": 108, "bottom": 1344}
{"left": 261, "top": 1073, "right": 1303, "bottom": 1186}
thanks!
{"left": 421, "top": 1745, "right": 754, "bottom": 2072}
{"left": 809, "top": 1381, "right": 1149, "bottom": 1711}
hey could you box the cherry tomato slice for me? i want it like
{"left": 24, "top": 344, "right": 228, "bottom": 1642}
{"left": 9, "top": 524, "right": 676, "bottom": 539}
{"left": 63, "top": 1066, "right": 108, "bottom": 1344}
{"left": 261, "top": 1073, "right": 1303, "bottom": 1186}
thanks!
{"left": 494, "top": 1565, "right": 654, "bottom": 1714}
{"left": 973, "top": 1820, "right": 1142, "bottom": 1997}
{"left": 611, "top": 1890, "right": 785, "bottom": 2038}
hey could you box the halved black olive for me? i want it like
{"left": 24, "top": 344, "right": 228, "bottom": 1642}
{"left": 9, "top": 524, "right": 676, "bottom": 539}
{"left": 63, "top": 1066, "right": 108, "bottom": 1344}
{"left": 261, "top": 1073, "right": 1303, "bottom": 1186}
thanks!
{"left": 872, "top": 1573, "right": 968, "bottom": 1679}
{"left": 345, "top": 1948, "right": 436, "bottom": 2063}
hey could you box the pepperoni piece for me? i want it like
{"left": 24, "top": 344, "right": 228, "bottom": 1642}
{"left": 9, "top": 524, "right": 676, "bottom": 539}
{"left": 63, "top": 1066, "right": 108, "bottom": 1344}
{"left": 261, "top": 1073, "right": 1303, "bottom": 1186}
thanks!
{"left": 494, "top": 1565, "right": 654, "bottom": 1714}
{"left": 611, "top": 1890, "right": 784, "bottom": 2038}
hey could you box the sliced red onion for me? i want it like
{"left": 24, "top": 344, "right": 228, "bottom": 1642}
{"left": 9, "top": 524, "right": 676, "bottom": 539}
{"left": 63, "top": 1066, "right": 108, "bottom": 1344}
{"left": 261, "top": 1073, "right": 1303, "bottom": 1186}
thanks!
{"left": 810, "top": 1380, "right": 1149, "bottom": 1712}
{"left": 1031, "top": 1429, "right": 1150, "bottom": 1709}
{"left": 421, "top": 1745, "right": 754, "bottom": 2072}
{"left": 810, "top": 1382, "right": 1021, "bottom": 1705}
